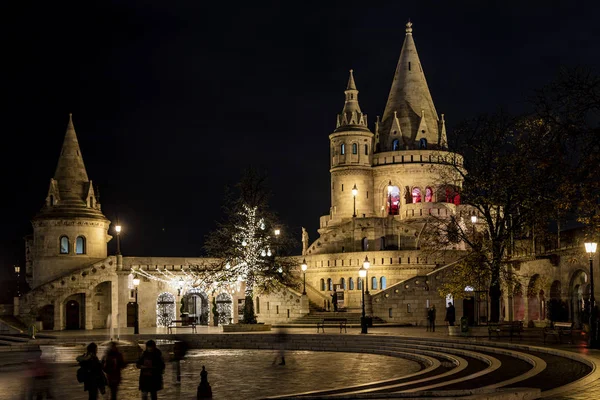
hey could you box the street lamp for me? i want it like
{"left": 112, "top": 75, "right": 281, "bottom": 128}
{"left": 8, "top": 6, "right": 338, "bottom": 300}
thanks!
{"left": 359, "top": 265, "right": 368, "bottom": 334}
{"left": 132, "top": 276, "right": 140, "bottom": 334}
{"left": 14, "top": 265, "right": 20, "bottom": 297}
{"left": 363, "top": 256, "right": 370, "bottom": 294}
{"left": 274, "top": 229, "right": 281, "bottom": 237}
{"left": 115, "top": 223, "right": 122, "bottom": 255}
{"left": 352, "top": 184, "right": 358, "bottom": 217}
{"left": 585, "top": 242, "right": 598, "bottom": 348}
{"left": 301, "top": 259, "right": 307, "bottom": 295}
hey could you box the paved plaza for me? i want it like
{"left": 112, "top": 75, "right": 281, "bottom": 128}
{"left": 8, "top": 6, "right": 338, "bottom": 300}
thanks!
{"left": 2, "top": 326, "right": 600, "bottom": 399}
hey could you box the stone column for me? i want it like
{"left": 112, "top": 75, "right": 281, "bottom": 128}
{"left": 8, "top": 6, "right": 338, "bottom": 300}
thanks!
{"left": 13, "top": 297, "right": 19, "bottom": 316}
{"left": 300, "top": 294, "right": 309, "bottom": 315}
{"left": 85, "top": 291, "right": 94, "bottom": 330}
{"left": 55, "top": 299, "right": 63, "bottom": 330}
{"left": 111, "top": 279, "right": 119, "bottom": 336}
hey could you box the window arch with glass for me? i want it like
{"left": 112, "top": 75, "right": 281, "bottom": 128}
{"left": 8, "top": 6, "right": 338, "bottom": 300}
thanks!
{"left": 60, "top": 236, "right": 69, "bottom": 254}
{"left": 412, "top": 187, "right": 422, "bottom": 203}
{"left": 352, "top": 143, "right": 357, "bottom": 154}
{"left": 75, "top": 236, "right": 86, "bottom": 254}
{"left": 341, "top": 144, "right": 345, "bottom": 155}
{"left": 392, "top": 139, "right": 400, "bottom": 151}
{"left": 371, "top": 277, "right": 378, "bottom": 290}
{"left": 380, "top": 276, "right": 387, "bottom": 289}
{"left": 349, "top": 278, "right": 354, "bottom": 290}
{"left": 425, "top": 187, "right": 433, "bottom": 202}
{"left": 387, "top": 185, "right": 400, "bottom": 215}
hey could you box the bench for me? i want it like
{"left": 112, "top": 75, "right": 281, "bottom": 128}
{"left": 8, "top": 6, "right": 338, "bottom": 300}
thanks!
{"left": 543, "top": 321, "right": 574, "bottom": 344}
{"left": 488, "top": 321, "right": 523, "bottom": 341}
{"left": 317, "top": 318, "right": 347, "bottom": 333}
{"left": 167, "top": 320, "right": 197, "bottom": 334}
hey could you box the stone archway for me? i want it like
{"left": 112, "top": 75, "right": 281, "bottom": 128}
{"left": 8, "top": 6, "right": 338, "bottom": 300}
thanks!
{"left": 64, "top": 293, "right": 85, "bottom": 330}
{"left": 513, "top": 283, "right": 525, "bottom": 321}
{"left": 183, "top": 289, "right": 209, "bottom": 325}
{"left": 527, "top": 275, "right": 544, "bottom": 321}
{"left": 156, "top": 292, "right": 176, "bottom": 327}
{"left": 92, "top": 281, "right": 112, "bottom": 328}
{"left": 216, "top": 293, "right": 233, "bottom": 325}
{"left": 570, "top": 270, "right": 589, "bottom": 329}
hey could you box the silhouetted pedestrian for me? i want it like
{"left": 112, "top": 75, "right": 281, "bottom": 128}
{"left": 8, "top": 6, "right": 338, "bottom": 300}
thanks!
{"left": 429, "top": 305, "right": 436, "bottom": 332}
{"left": 76, "top": 342, "right": 106, "bottom": 400}
{"left": 102, "top": 342, "right": 126, "bottom": 400}
{"left": 136, "top": 340, "right": 165, "bottom": 400}
{"left": 172, "top": 340, "right": 188, "bottom": 384}
{"left": 445, "top": 302, "right": 456, "bottom": 327}
{"left": 331, "top": 292, "right": 338, "bottom": 312}
{"left": 197, "top": 366, "right": 213, "bottom": 399}
{"left": 272, "top": 328, "right": 288, "bottom": 365}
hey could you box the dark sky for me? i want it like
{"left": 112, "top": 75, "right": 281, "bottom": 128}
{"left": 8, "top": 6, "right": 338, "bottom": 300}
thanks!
{"left": 1, "top": 1, "right": 599, "bottom": 293}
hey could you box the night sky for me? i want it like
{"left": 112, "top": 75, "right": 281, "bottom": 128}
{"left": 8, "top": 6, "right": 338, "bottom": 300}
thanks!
{"left": 1, "top": 1, "right": 599, "bottom": 294}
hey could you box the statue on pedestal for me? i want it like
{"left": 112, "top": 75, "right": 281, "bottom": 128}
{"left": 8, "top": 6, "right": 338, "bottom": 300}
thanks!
{"left": 302, "top": 227, "right": 309, "bottom": 256}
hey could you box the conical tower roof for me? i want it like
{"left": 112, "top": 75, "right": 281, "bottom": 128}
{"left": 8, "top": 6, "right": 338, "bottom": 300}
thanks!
{"left": 378, "top": 22, "right": 443, "bottom": 150}
{"left": 35, "top": 114, "right": 106, "bottom": 220}
{"left": 54, "top": 113, "right": 89, "bottom": 202}
{"left": 334, "top": 69, "right": 370, "bottom": 132}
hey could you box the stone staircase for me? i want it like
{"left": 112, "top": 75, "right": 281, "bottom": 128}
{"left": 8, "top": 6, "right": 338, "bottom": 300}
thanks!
{"left": 289, "top": 311, "right": 386, "bottom": 325}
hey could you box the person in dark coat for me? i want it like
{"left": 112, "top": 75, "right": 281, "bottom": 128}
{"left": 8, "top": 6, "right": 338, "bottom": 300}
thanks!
{"left": 430, "top": 305, "right": 437, "bottom": 332}
{"left": 136, "top": 340, "right": 166, "bottom": 400}
{"left": 445, "top": 302, "right": 456, "bottom": 326}
{"left": 331, "top": 292, "right": 338, "bottom": 312}
{"left": 102, "top": 341, "right": 126, "bottom": 400}
{"left": 76, "top": 342, "right": 106, "bottom": 400}
{"left": 197, "top": 366, "right": 213, "bottom": 399}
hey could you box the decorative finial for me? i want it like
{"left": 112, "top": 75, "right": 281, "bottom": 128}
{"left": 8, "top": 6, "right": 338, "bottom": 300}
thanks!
{"left": 406, "top": 20, "right": 413, "bottom": 34}
{"left": 350, "top": 69, "right": 353, "bottom": 73}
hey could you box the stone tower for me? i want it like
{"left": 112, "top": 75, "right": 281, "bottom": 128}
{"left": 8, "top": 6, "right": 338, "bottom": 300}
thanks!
{"left": 329, "top": 70, "right": 375, "bottom": 222}
{"left": 26, "top": 114, "right": 111, "bottom": 288}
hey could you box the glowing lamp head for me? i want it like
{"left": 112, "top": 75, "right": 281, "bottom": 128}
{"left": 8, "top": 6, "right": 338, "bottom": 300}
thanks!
{"left": 387, "top": 180, "right": 393, "bottom": 194}
{"left": 177, "top": 278, "right": 184, "bottom": 289}
{"left": 471, "top": 215, "right": 477, "bottom": 224}
{"left": 363, "top": 256, "right": 370, "bottom": 269}
{"left": 132, "top": 277, "right": 140, "bottom": 287}
{"left": 359, "top": 265, "right": 367, "bottom": 278}
{"left": 301, "top": 259, "right": 307, "bottom": 272}
{"left": 14, "top": 265, "right": 20, "bottom": 274}
{"left": 351, "top": 184, "right": 358, "bottom": 197}
{"left": 274, "top": 229, "right": 281, "bottom": 236}
{"left": 585, "top": 242, "right": 598, "bottom": 255}
{"left": 115, "top": 225, "right": 122, "bottom": 233}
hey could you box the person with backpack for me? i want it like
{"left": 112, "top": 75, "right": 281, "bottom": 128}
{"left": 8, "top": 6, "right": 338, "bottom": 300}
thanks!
{"left": 76, "top": 342, "right": 106, "bottom": 400}
{"left": 136, "top": 340, "right": 165, "bottom": 400}
{"left": 102, "top": 342, "right": 126, "bottom": 400}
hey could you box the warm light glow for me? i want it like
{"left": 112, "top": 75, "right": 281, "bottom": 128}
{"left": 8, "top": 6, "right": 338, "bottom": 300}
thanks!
{"left": 352, "top": 184, "right": 358, "bottom": 197}
{"left": 115, "top": 225, "right": 122, "bottom": 233}
{"left": 585, "top": 242, "right": 598, "bottom": 255}
{"left": 363, "top": 256, "right": 370, "bottom": 269}
{"left": 301, "top": 259, "right": 307, "bottom": 271}
{"left": 177, "top": 278, "right": 184, "bottom": 289}
{"left": 14, "top": 265, "right": 20, "bottom": 274}
{"left": 132, "top": 277, "right": 140, "bottom": 287}
{"left": 359, "top": 265, "right": 367, "bottom": 278}
{"left": 471, "top": 215, "right": 477, "bottom": 224}
{"left": 387, "top": 180, "right": 393, "bottom": 193}
{"left": 274, "top": 229, "right": 281, "bottom": 236}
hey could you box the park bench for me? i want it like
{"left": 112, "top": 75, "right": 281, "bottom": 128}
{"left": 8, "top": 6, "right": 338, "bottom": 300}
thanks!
{"left": 488, "top": 321, "right": 523, "bottom": 341}
{"left": 317, "top": 318, "right": 347, "bottom": 333}
{"left": 543, "top": 321, "right": 574, "bottom": 344}
{"left": 167, "top": 320, "right": 197, "bottom": 334}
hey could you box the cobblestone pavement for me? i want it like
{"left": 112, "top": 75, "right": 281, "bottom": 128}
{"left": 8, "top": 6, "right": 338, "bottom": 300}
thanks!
{"left": 0, "top": 349, "right": 420, "bottom": 400}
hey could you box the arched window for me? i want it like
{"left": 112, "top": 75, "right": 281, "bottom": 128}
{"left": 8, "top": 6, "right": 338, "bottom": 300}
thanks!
{"left": 364, "top": 144, "right": 368, "bottom": 155}
{"left": 371, "top": 277, "right": 378, "bottom": 290}
{"left": 412, "top": 187, "right": 422, "bottom": 203}
{"left": 352, "top": 143, "right": 357, "bottom": 154}
{"left": 392, "top": 139, "right": 400, "bottom": 151}
{"left": 156, "top": 292, "right": 176, "bottom": 327}
{"left": 387, "top": 185, "right": 400, "bottom": 215}
{"left": 75, "top": 236, "right": 86, "bottom": 254}
{"left": 358, "top": 278, "right": 363, "bottom": 290}
{"left": 341, "top": 144, "right": 345, "bottom": 155}
{"left": 340, "top": 277, "right": 346, "bottom": 289}
{"left": 60, "top": 236, "right": 69, "bottom": 254}
{"left": 320, "top": 279, "right": 325, "bottom": 291}
{"left": 419, "top": 138, "right": 427, "bottom": 149}
{"left": 425, "top": 187, "right": 433, "bottom": 203}
{"left": 327, "top": 278, "right": 333, "bottom": 291}
{"left": 349, "top": 278, "right": 354, "bottom": 290}
{"left": 380, "top": 276, "right": 387, "bottom": 289}
{"left": 361, "top": 237, "right": 368, "bottom": 251}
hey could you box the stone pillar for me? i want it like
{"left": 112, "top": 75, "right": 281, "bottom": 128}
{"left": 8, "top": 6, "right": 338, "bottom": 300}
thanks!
{"left": 55, "top": 299, "right": 63, "bottom": 331}
{"left": 111, "top": 279, "right": 119, "bottom": 335}
{"left": 85, "top": 291, "right": 94, "bottom": 330}
{"left": 523, "top": 289, "right": 530, "bottom": 324}
{"left": 117, "top": 255, "right": 123, "bottom": 271}
{"left": 13, "top": 297, "right": 19, "bottom": 316}
{"left": 300, "top": 294, "right": 309, "bottom": 315}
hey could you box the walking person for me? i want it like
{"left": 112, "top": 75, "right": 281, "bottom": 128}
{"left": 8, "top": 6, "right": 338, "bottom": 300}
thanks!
{"left": 445, "top": 302, "right": 456, "bottom": 327}
{"left": 430, "top": 305, "right": 437, "bottom": 332}
{"left": 137, "top": 340, "right": 165, "bottom": 400}
{"left": 272, "top": 327, "right": 288, "bottom": 366}
{"left": 76, "top": 342, "right": 106, "bottom": 400}
{"left": 426, "top": 307, "right": 433, "bottom": 332}
{"left": 102, "top": 342, "right": 126, "bottom": 400}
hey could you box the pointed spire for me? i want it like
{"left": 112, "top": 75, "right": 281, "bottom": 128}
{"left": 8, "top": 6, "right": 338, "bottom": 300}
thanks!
{"left": 378, "top": 22, "right": 442, "bottom": 151}
{"left": 335, "top": 70, "right": 369, "bottom": 132}
{"left": 53, "top": 114, "right": 90, "bottom": 202}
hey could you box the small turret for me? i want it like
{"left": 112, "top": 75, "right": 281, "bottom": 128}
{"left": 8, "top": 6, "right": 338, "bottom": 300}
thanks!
{"left": 335, "top": 70, "right": 369, "bottom": 132}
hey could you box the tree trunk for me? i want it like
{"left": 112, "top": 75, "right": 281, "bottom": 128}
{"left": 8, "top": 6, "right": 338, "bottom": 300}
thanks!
{"left": 489, "top": 263, "right": 502, "bottom": 323}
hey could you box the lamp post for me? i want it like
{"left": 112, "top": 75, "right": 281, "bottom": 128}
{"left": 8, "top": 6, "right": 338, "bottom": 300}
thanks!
{"left": 363, "top": 256, "right": 370, "bottom": 294}
{"left": 133, "top": 276, "right": 140, "bottom": 334}
{"left": 585, "top": 242, "right": 598, "bottom": 348}
{"left": 115, "top": 223, "right": 122, "bottom": 255}
{"left": 14, "top": 265, "right": 20, "bottom": 297}
{"left": 359, "top": 264, "right": 368, "bottom": 334}
{"left": 352, "top": 184, "right": 358, "bottom": 218}
{"left": 301, "top": 259, "right": 307, "bottom": 295}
